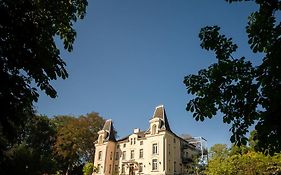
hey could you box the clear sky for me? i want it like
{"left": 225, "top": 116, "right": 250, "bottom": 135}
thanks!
{"left": 36, "top": 0, "right": 260, "bottom": 148}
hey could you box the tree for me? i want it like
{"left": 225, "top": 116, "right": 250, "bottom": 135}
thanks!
{"left": 248, "top": 130, "right": 259, "bottom": 151}
{"left": 53, "top": 113, "right": 105, "bottom": 174}
{"left": 0, "top": 0, "right": 88, "bottom": 159}
{"left": 83, "top": 163, "right": 94, "bottom": 175}
{"left": 1, "top": 113, "right": 106, "bottom": 175}
{"left": 205, "top": 148, "right": 281, "bottom": 175}
{"left": 183, "top": 0, "right": 281, "bottom": 154}
{"left": 1, "top": 115, "right": 58, "bottom": 175}
{"left": 209, "top": 144, "right": 228, "bottom": 159}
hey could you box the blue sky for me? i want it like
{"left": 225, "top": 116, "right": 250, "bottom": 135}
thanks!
{"left": 36, "top": 0, "right": 260, "bottom": 148}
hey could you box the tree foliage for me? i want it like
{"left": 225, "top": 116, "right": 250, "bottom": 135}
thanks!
{"left": 209, "top": 144, "right": 228, "bottom": 159}
{"left": 1, "top": 115, "right": 58, "bottom": 175}
{"left": 1, "top": 113, "right": 106, "bottom": 174}
{"left": 0, "top": 0, "right": 88, "bottom": 158}
{"left": 83, "top": 162, "right": 94, "bottom": 175}
{"left": 53, "top": 112, "right": 105, "bottom": 174}
{"left": 183, "top": 0, "right": 281, "bottom": 154}
{"left": 205, "top": 144, "right": 281, "bottom": 175}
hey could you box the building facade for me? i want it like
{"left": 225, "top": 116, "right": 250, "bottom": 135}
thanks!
{"left": 93, "top": 105, "right": 201, "bottom": 175}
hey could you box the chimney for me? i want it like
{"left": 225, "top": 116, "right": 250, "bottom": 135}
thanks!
{"left": 134, "top": 128, "right": 140, "bottom": 133}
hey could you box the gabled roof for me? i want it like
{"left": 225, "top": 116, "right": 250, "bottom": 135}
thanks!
{"left": 151, "top": 105, "right": 172, "bottom": 132}
{"left": 102, "top": 119, "right": 116, "bottom": 142}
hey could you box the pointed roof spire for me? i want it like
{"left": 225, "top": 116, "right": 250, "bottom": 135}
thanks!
{"left": 102, "top": 119, "right": 116, "bottom": 142}
{"left": 152, "top": 105, "right": 171, "bottom": 132}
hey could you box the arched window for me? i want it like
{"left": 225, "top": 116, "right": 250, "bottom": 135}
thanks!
{"left": 98, "top": 135, "right": 103, "bottom": 144}
{"left": 98, "top": 151, "right": 102, "bottom": 160}
{"left": 151, "top": 124, "right": 157, "bottom": 135}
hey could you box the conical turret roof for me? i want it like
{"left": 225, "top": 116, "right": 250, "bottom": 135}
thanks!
{"left": 102, "top": 119, "right": 116, "bottom": 142}
{"left": 152, "top": 105, "right": 171, "bottom": 132}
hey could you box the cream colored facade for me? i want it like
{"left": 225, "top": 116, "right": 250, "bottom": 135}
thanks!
{"left": 94, "top": 105, "right": 200, "bottom": 175}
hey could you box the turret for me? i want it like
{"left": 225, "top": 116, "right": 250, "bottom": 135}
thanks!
{"left": 149, "top": 105, "right": 171, "bottom": 135}
{"left": 94, "top": 119, "right": 116, "bottom": 175}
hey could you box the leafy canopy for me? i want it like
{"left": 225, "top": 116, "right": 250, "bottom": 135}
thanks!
{"left": 1, "top": 115, "right": 58, "bottom": 175}
{"left": 205, "top": 144, "right": 281, "bottom": 175}
{"left": 83, "top": 162, "right": 94, "bottom": 175}
{"left": 0, "top": 0, "right": 88, "bottom": 154}
{"left": 209, "top": 144, "right": 229, "bottom": 159}
{"left": 52, "top": 113, "right": 105, "bottom": 174}
{"left": 2, "top": 113, "right": 107, "bottom": 175}
{"left": 184, "top": 0, "right": 281, "bottom": 154}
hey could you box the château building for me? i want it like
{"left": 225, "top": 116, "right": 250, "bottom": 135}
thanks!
{"left": 93, "top": 105, "right": 202, "bottom": 175}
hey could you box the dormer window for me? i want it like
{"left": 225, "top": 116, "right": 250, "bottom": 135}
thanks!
{"left": 151, "top": 124, "right": 157, "bottom": 135}
{"left": 98, "top": 135, "right": 103, "bottom": 144}
{"left": 152, "top": 143, "right": 158, "bottom": 154}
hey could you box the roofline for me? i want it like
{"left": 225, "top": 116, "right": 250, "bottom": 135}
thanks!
{"left": 156, "top": 104, "right": 164, "bottom": 108}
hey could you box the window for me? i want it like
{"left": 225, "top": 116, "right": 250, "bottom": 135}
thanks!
{"left": 115, "top": 165, "right": 119, "bottom": 173}
{"left": 133, "top": 138, "right": 136, "bottom": 144}
{"left": 130, "top": 150, "right": 134, "bottom": 159}
{"left": 130, "top": 138, "right": 133, "bottom": 145}
{"left": 98, "top": 135, "right": 103, "bottom": 144}
{"left": 139, "top": 149, "right": 143, "bottom": 158}
{"left": 110, "top": 152, "right": 113, "bottom": 160}
{"left": 121, "top": 164, "right": 125, "bottom": 173}
{"left": 174, "top": 162, "right": 176, "bottom": 172}
{"left": 152, "top": 159, "right": 158, "bottom": 171}
{"left": 183, "top": 151, "right": 188, "bottom": 158}
{"left": 98, "top": 151, "right": 102, "bottom": 160}
{"left": 123, "top": 143, "right": 126, "bottom": 148}
{"left": 109, "top": 164, "right": 111, "bottom": 174}
{"left": 115, "top": 151, "right": 119, "bottom": 160}
{"left": 139, "top": 163, "right": 143, "bottom": 172}
{"left": 140, "top": 141, "right": 143, "bottom": 145}
{"left": 98, "top": 164, "right": 101, "bottom": 173}
{"left": 152, "top": 143, "right": 158, "bottom": 154}
{"left": 117, "top": 145, "right": 120, "bottom": 149}
{"left": 122, "top": 151, "right": 126, "bottom": 160}
{"left": 151, "top": 124, "right": 157, "bottom": 135}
